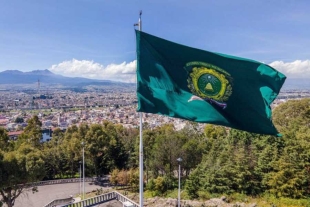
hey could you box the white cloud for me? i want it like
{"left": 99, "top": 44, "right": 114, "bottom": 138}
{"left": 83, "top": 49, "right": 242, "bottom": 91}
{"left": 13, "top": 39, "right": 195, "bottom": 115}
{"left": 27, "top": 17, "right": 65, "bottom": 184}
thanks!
{"left": 49, "top": 59, "right": 310, "bottom": 82}
{"left": 269, "top": 60, "right": 310, "bottom": 78}
{"left": 49, "top": 59, "right": 137, "bottom": 83}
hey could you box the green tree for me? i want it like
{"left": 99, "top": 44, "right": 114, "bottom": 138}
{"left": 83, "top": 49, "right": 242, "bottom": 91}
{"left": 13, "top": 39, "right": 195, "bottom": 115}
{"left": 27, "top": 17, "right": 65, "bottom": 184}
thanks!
{"left": 0, "top": 128, "right": 11, "bottom": 152}
{"left": 85, "top": 124, "right": 109, "bottom": 176}
{"left": 273, "top": 98, "right": 310, "bottom": 137}
{"left": 14, "top": 117, "right": 24, "bottom": 124}
{"left": 268, "top": 99, "right": 310, "bottom": 198}
{"left": 186, "top": 165, "right": 204, "bottom": 199}
{"left": 22, "top": 115, "right": 42, "bottom": 148}
{"left": 180, "top": 122, "right": 206, "bottom": 176}
{"left": 116, "top": 125, "right": 138, "bottom": 169}
{"left": 63, "top": 132, "right": 82, "bottom": 177}
{"left": 101, "top": 121, "right": 127, "bottom": 173}
{"left": 151, "top": 124, "right": 184, "bottom": 177}
{"left": 154, "top": 176, "right": 166, "bottom": 195}
{"left": 128, "top": 168, "right": 139, "bottom": 191}
{"left": 142, "top": 129, "right": 156, "bottom": 182}
{"left": 0, "top": 144, "right": 45, "bottom": 207}
{"left": 110, "top": 169, "right": 119, "bottom": 186}
{"left": 43, "top": 128, "right": 65, "bottom": 179}
{"left": 0, "top": 118, "right": 50, "bottom": 207}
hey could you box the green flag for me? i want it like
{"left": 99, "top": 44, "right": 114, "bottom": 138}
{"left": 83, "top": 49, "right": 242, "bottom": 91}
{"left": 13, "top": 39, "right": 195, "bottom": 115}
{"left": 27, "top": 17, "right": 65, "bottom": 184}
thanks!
{"left": 136, "top": 30, "right": 286, "bottom": 136}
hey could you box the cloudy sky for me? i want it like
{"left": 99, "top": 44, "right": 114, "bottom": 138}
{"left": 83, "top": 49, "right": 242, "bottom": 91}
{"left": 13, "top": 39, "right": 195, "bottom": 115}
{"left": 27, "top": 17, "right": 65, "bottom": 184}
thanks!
{"left": 1, "top": 0, "right": 310, "bottom": 82}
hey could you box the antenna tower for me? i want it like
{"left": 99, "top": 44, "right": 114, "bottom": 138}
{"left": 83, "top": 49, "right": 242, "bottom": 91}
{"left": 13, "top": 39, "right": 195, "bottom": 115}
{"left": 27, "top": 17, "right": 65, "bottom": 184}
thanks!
{"left": 38, "top": 79, "right": 41, "bottom": 110}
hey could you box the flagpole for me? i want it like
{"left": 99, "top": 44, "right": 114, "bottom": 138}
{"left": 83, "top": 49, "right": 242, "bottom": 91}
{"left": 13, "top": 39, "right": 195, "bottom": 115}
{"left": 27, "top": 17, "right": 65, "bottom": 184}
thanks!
{"left": 137, "top": 10, "right": 143, "bottom": 207}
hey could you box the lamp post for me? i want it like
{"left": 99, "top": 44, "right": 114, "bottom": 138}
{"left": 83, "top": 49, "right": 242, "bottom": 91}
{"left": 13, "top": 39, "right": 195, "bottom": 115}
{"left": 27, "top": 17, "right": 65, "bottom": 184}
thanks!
{"left": 177, "top": 157, "right": 182, "bottom": 207}
{"left": 81, "top": 142, "right": 85, "bottom": 200}
{"left": 79, "top": 161, "right": 82, "bottom": 196}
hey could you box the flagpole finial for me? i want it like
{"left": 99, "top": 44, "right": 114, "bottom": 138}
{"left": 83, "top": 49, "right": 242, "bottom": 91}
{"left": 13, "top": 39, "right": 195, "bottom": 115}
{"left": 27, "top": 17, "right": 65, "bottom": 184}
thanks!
{"left": 139, "top": 10, "right": 142, "bottom": 31}
{"left": 134, "top": 10, "right": 142, "bottom": 30}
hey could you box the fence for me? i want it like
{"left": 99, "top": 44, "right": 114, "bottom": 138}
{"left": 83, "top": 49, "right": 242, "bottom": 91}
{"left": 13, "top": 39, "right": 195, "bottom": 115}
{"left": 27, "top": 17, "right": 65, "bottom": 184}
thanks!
{"left": 39, "top": 178, "right": 139, "bottom": 207}
{"left": 43, "top": 197, "right": 73, "bottom": 207}
{"left": 59, "top": 191, "right": 139, "bottom": 207}
{"left": 29, "top": 177, "right": 109, "bottom": 187}
{"left": 114, "top": 191, "right": 140, "bottom": 207}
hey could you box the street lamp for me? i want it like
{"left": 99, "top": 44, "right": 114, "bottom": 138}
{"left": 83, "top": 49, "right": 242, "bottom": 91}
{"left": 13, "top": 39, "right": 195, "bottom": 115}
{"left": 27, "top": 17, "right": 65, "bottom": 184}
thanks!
{"left": 177, "top": 157, "right": 182, "bottom": 207}
{"left": 79, "top": 161, "right": 82, "bottom": 196}
{"left": 81, "top": 142, "right": 85, "bottom": 200}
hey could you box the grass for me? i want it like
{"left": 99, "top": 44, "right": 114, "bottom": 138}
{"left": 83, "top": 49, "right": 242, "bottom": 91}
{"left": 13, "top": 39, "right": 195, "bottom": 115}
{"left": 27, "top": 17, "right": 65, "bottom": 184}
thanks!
{"left": 221, "top": 193, "right": 310, "bottom": 207}
{"left": 144, "top": 189, "right": 190, "bottom": 200}
{"left": 76, "top": 188, "right": 113, "bottom": 199}
{"left": 258, "top": 194, "right": 310, "bottom": 207}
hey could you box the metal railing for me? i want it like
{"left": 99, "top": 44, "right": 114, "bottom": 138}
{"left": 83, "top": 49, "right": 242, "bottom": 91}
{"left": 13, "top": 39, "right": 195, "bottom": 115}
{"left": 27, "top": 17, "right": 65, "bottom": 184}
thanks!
{"left": 59, "top": 191, "right": 139, "bottom": 207}
{"left": 114, "top": 191, "right": 139, "bottom": 207}
{"left": 41, "top": 177, "right": 110, "bottom": 207}
{"left": 29, "top": 177, "right": 109, "bottom": 187}
{"left": 43, "top": 197, "right": 73, "bottom": 207}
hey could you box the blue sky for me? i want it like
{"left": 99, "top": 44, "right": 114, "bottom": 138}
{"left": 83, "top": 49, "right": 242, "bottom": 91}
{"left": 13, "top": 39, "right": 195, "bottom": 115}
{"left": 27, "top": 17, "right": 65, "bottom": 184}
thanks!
{"left": 1, "top": 0, "right": 310, "bottom": 82}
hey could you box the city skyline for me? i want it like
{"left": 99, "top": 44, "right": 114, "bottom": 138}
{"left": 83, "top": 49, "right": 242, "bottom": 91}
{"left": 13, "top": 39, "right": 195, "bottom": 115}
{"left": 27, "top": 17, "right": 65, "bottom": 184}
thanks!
{"left": 1, "top": 0, "right": 310, "bottom": 82}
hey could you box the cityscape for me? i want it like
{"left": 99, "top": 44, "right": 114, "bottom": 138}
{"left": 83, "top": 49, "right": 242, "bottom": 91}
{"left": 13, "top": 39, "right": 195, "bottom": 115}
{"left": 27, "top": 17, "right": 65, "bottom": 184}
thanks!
{"left": 1, "top": 1, "right": 310, "bottom": 206}
{"left": 0, "top": 83, "right": 309, "bottom": 140}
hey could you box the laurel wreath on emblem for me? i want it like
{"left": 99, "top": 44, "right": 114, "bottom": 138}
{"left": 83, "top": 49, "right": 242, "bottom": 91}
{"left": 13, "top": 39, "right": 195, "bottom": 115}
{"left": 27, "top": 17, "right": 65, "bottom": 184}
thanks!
{"left": 187, "top": 67, "right": 232, "bottom": 102}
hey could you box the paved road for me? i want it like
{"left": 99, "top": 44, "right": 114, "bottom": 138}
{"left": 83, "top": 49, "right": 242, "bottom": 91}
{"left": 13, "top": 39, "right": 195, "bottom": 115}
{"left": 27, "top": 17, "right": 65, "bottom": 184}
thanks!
{"left": 14, "top": 182, "right": 113, "bottom": 207}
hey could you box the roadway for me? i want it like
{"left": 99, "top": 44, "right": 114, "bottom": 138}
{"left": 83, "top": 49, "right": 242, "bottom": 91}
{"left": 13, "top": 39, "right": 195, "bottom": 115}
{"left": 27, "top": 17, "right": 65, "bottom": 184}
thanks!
{"left": 14, "top": 182, "right": 116, "bottom": 207}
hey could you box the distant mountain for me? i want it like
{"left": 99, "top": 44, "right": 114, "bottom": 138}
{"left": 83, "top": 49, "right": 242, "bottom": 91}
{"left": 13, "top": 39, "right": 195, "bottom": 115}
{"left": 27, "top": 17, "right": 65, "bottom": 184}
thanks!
{"left": 0, "top": 69, "right": 308, "bottom": 91}
{"left": 282, "top": 78, "right": 310, "bottom": 90}
{"left": 0, "top": 69, "right": 133, "bottom": 88}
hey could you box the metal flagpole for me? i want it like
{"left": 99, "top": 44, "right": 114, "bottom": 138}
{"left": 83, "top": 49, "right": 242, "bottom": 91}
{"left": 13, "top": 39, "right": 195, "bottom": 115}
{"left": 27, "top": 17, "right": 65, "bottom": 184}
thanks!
{"left": 177, "top": 158, "right": 182, "bottom": 207}
{"left": 139, "top": 112, "right": 143, "bottom": 207}
{"left": 82, "top": 142, "right": 85, "bottom": 200}
{"left": 178, "top": 163, "right": 181, "bottom": 207}
{"left": 139, "top": 11, "right": 144, "bottom": 207}
{"left": 135, "top": 10, "right": 143, "bottom": 207}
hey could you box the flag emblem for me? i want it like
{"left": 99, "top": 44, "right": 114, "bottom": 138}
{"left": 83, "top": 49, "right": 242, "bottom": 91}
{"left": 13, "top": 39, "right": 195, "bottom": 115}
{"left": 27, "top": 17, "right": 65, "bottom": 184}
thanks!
{"left": 186, "top": 62, "right": 233, "bottom": 109}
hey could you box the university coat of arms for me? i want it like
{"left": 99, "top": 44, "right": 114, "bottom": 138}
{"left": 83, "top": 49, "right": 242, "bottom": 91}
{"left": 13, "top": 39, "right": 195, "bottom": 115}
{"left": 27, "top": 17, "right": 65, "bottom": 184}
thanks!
{"left": 185, "top": 62, "right": 233, "bottom": 109}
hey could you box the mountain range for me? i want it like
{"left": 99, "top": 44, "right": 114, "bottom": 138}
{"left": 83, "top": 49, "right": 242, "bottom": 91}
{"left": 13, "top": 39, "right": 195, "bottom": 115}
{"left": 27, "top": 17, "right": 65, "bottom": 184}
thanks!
{"left": 281, "top": 78, "right": 310, "bottom": 90}
{"left": 0, "top": 69, "right": 134, "bottom": 88}
{"left": 0, "top": 69, "right": 308, "bottom": 90}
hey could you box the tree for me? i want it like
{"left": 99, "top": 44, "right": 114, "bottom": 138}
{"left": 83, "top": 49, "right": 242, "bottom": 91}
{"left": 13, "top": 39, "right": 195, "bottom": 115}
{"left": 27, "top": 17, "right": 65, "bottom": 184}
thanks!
{"left": 63, "top": 132, "right": 82, "bottom": 177}
{"left": 273, "top": 98, "right": 310, "bottom": 137}
{"left": 142, "top": 129, "right": 156, "bottom": 182}
{"left": 22, "top": 115, "right": 42, "bottom": 148}
{"left": 150, "top": 124, "right": 184, "bottom": 177}
{"left": 0, "top": 116, "right": 45, "bottom": 207}
{"left": 186, "top": 165, "right": 204, "bottom": 199}
{"left": 267, "top": 143, "right": 306, "bottom": 198}
{"left": 42, "top": 128, "right": 65, "bottom": 179}
{"left": 1, "top": 126, "right": 45, "bottom": 207}
{"left": 128, "top": 168, "right": 139, "bottom": 191}
{"left": 268, "top": 99, "right": 310, "bottom": 198}
{"left": 101, "top": 122, "right": 127, "bottom": 173}
{"left": 116, "top": 125, "right": 138, "bottom": 169}
{"left": 110, "top": 169, "right": 119, "bottom": 186}
{"left": 0, "top": 144, "right": 45, "bottom": 207}
{"left": 117, "top": 170, "right": 129, "bottom": 186}
{"left": 185, "top": 99, "right": 310, "bottom": 199}
{"left": 14, "top": 117, "right": 24, "bottom": 124}
{"left": 85, "top": 124, "right": 109, "bottom": 176}
{"left": 0, "top": 128, "right": 11, "bottom": 152}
